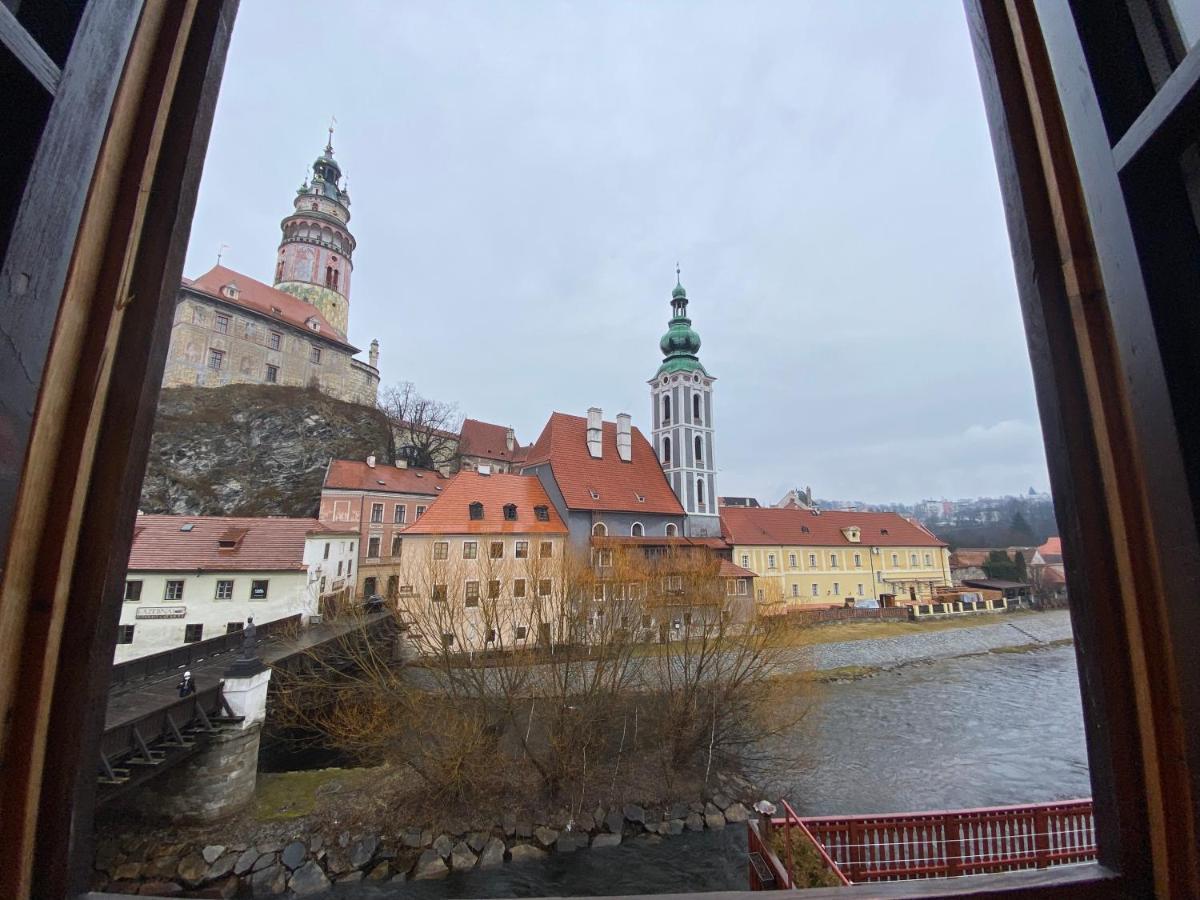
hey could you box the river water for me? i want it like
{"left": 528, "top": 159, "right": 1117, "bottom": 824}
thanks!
{"left": 329, "top": 643, "right": 1090, "bottom": 898}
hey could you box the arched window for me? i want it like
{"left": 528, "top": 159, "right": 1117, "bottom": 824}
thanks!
{"left": 662, "top": 436, "right": 671, "bottom": 465}
{"left": 665, "top": 523, "right": 678, "bottom": 537}
{"left": 693, "top": 393, "right": 701, "bottom": 422}
{"left": 631, "top": 522, "right": 644, "bottom": 537}
{"left": 332, "top": 268, "right": 340, "bottom": 291}
{"left": 325, "top": 265, "right": 334, "bottom": 288}
{"left": 592, "top": 522, "right": 607, "bottom": 537}
{"left": 469, "top": 502, "right": 484, "bottom": 520}
{"left": 694, "top": 435, "right": 703, "bottom": 464}
{"left": 662, "top": 394, "right": 671, "bottom": 424}
{"left": 696, "top": 478, "right": 705, "bottom": 508}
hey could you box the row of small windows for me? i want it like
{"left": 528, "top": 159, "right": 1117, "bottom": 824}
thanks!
{"left": 784, "top": 583, "right": 867, "bottom": 598}
{"left": 660, "top": 393, "right": 704, "bottom": 426}
{"left": 467, "top": 502, "right": 550, "bottom": 522}
{"left": 204, "top": 345, "right": 319, "bottom": 373}
{"left": 590, "top": 522, "right": 676, "bottom": 538}
{"left": 369, "top": 502, "right": 426, "bottom": 524}
{"left": 280, "top": 220, "right": 348, "bottom": 252}
{"left": 751, "top": 551, "right": 936, "bottom": 569}
{"left": 431, "top": 578, "right": 554, "bottom": 603}
{"left": 194, "top": 307, "right": 283, "bottom": 350}
{"left": 424, "top": 539, "right": 556, "bottom": 560}
{"left": 123, "top": 578, "right": 270, "bottom": 602}
{"left": 116, "top": 621, "right": 247, "bottom": 646}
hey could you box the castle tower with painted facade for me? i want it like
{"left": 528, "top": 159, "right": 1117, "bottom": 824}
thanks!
{"left": 650, "top": 269, "right": 720, "bottom": 537}
{"left": 273, "top": 130, "right": 355, "bottom": 339}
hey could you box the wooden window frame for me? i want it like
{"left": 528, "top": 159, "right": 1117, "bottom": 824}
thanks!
{"left": 0, "top": 1, "right": 1196, "bottom": 898}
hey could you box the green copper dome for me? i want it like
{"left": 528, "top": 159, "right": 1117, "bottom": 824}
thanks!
{"left": 655, "top": 269, "right": 709, "bottom": 377}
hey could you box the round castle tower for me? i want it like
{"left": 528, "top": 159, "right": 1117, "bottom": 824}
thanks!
{"left": 273, "top": 130, "right": 355, "bottom": 338}
{"left": 650, "top": 268, "right": 720, "bottom": 537}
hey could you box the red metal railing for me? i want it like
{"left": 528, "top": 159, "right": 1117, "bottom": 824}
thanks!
{"left": 790, "top": 798, "right": 1095, "bottom": 884}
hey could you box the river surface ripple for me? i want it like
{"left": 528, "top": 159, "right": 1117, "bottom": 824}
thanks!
{"left": 330, "top": 641, "right": 1090, "bottom": 898}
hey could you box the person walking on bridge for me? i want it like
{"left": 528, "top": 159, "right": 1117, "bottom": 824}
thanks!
{"left": 177, "top": 670, "right": 195, "bottom": 697}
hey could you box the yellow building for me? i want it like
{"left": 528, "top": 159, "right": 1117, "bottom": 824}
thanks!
{"left": 719, "top": 507, "right": 951, "bottom": 608}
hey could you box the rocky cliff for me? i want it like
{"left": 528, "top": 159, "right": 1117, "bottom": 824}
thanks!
{"left": 139, "top": 385, "right": 393, "bottom": 517}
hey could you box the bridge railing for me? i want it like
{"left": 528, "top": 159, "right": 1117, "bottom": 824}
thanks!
{"left": 98, "top": 683, "right": 228, "bottom": 768}
{"left": 791, "top": 798, "right": 1096, "bottom": 883}
{"left": 109, "top": 613, "right": 301, "bottom": 687}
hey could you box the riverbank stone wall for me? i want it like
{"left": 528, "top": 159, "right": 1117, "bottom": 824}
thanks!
{"left": 93, "top": 774, "right": 758, "bottom": 896}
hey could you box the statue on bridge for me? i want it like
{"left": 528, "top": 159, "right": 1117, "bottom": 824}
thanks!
{"left": 241, "top": 616, "right": 257, "bottom": 659}
{"left": 225, "top": 616, "right": 265, "bottom": 677}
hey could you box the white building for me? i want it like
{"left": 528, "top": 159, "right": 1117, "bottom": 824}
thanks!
{"left": 115, "top": 514, "right": 357, "bottom": 662}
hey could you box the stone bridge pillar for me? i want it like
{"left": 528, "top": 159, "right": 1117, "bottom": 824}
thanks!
{"left": 131, "top": 621, "right": 272, "bottom": 823}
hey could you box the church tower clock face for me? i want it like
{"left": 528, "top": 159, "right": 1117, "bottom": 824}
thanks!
{"left": 649, "top": 267, "right": 720, "bottom": 538}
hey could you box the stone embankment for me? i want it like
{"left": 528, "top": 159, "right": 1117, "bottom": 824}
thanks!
{"left": 93, "top": 775, "right": 759, "bottom": 897}
{"left": 791, "top": 609, "right": 1074, "bottom": 676}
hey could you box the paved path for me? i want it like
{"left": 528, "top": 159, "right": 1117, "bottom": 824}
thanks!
{"left": 785, "top": 609, "right": 1074, "bottom": 674}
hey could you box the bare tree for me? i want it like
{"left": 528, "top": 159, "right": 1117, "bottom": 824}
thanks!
{"left": 378, "top": 381, "right": 462, "bottom": 470}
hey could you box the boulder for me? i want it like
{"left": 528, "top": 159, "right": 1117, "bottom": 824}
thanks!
{"left": 308, "top": 835, "right": 324, "bottom": 854}
{"left": 480, "top": 837, "right": 506, "bottom": 867}
{"left": 450, "top": 842, "right": 478, "bottom": 869}
{"left": 502, "top": 813, "right": 517, "bottom": 836}
{"left": 280, "top": 841, "right": 307, "bottom": 871}
{"left": 193, "top": 874, "right": 239, "bottom": 899}
{"left": 367, "top": 862, "right": 391, "bottom": 881}
{"left": 623, "top": 804, "right": 646, "bottom": 825}
{"left": 256, "top": 840, "right": 283, "bottom": 855}
{"left": 712, "top": 793, "right": 732, "bottom": 811}
{"left": 250, "top": 863, "right": 286, "bottom": 896}
{"left": 508, "top": 843, "right": 547, "bottom": 863}
{"left": 534, "top": 826, "right": 558, "bottom": 847}
{"left": 604, "top": 810, "right": 625, "bottom": 834}
{"left": 205, "top": 852, "right": 238, "bottom": 881}
{"left": 251, "top": 852, "right": 276, "bottom": 873}
{"left": 148, "top": 856, "right": 178, "bottom": 880}
{"left": 432, "top": 833, "right": 455, "bottom": 859}
{"left": 412, "top": 849, "right": 449, "bottom": 880}
{"left": 704, "top": 801, "right": 722, "bottom": 817}
{"left": 349, "top": 834, "right": 379, "bottom": 869}
{"left": 233, "top": 847, "right": 259, "bottom": 876}
{"left": 555, "top": 832, "right": 588, "bottom": 853}
{"left": 337, "top": 871, "right": 364, "bottom": 884}
{"left": 112, "top": 862, "right": 143, "bottom": 882}
{"left": 402, "top": 829, "right": 425, "bottom": 849}
{"left": 515, "top": 821, "right": 534, "bottom": 839}
{"left": 177, "top": 853, "right": 208, "bottom": 887}
{"left": 467, "top": 832, "right": 489, "bottom": 853}
{"left": 705, "top": 812, "right": 727, "bottom": 829}
{"left": 667, "top": 819, "right": 685, "bottom": 835}
{"left": 201, "top": 845, "right": 226, "bottom": 865}
{"left": 323, "top": 848, "right": 351, "bottom": 875}
{"left": 655, "top": 822, "right": 672, "bottom": 836}
{"left": 685, "top": 813, "right": 705, "bottom": 832}
{"left": 591, "top": 833, "right": 621, "bottom": 849}
{"left": 288, "top": 860, "right": 331, "bottom": 897}
{"left": 668, "top": 802, "right": 690, "bottom": 820}
{"left": 723, "top": 802, "right": 749, "bottom": 823}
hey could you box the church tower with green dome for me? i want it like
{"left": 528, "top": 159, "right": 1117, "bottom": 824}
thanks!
{"left": 272, "top": 129, "right": 356, "bottom": 339}
{"left": 650, "top": 268, "right": 720, "bottom": 537}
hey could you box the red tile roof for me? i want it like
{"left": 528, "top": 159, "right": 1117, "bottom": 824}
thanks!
{"left": 718, "top": 558, "right": 757, "bottom": 579}
{"left": 324, "top": 459, "right": 448, "bottom": 496}
{"left": 949, "top": 549, "right": 993, "bottom": 567}
{"left": 400, "top": 471, "right": 567, "bottom": 535}
{"left": 458, "top": 418, "right": 524, "bottom": 463}
{"left": 1037, "top": 536, "right": 1063, "bottom": 562}
{"left": 521, "top": 413, "right": 685, "bottom": 516}
{"left": 127, "top": 515, "right": 329, "bottom": 571}
{"left": 720, "top": 507, "right": 947, "bottom": 548}
{"left": 186, "top": 265, "right": 357, "bottom": 351}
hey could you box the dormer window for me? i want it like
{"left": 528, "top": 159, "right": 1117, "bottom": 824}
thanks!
{"left": 306, "top": 316, "right": 321, "bottom": 332}
{"left": 534, "top": 505, "right": 549, "bottom": 522}
{"left": 635, "top": 493, "right": 645, "bottom": 503}
{"left": 589, "top": 489, "right": 600, "bottom": 500}
{"left": 801, "top": 525, "right": 810, "bottom": 533}
{"left": 469, "top": 502, "right": 484, "bottom": 521}
{"left": 221, "top": 283, "right": 239, "bottom": 300}
{"left": 841, "top": 526, "right": 861, "bottom": 543}
{"left": 271, "top": 305, "right": 282, "bottom": 316}
{"left": 503, "top": 504, "right": 517, "bottom": 521}
{"left": 880, "top": 528, "right": 890, "bottom": 536}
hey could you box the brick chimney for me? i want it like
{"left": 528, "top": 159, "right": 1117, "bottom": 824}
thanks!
{"left": 616, "top": 413, "right": 632, "bottom": 462}
{"left": 586, "top": 407, "right": 603, "bottom": 459}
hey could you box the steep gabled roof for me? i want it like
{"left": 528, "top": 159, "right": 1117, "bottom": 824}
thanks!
{"left": 186, "top": 265, "right": 357, "bottom": 352}
{"left": 521, "top": 413, "right": 685, "bottom": 516}
{"left": 400, "top": 472, "right": 566, "bottom": 535}
{"left": 458, "top": 418, "right": 523, "bottom": 463}
{"left": 127, "top": 515, "right": 332, "bottom": 572}
{"left": 323, "top": 459, "right": 448, "bottom": 496}
{"left": 720, "top": 507, "right": 947, "bottom": 548}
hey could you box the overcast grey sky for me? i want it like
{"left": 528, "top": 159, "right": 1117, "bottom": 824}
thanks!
{"left": 183, "top": 1, "right": 1050, "bottom": 505}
